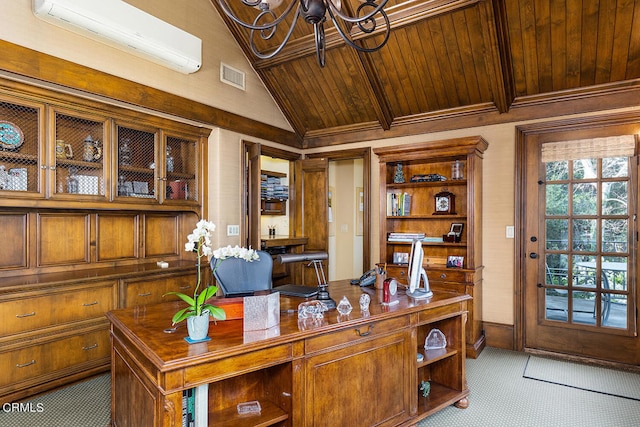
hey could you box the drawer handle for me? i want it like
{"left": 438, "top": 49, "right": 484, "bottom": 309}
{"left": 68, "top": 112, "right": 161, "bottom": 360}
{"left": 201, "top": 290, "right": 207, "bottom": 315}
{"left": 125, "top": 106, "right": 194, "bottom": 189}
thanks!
{"left": 440, "top": 273, "right": 447, "bottom": 279}
{"left": 82, "top": 344, "right": 98, "bottom": 351}
{"left": 355, "top": 325, "right": 374, "bottom": 337}
{"left": 17, "top": 360, "right": 36, "bottom": 368}
{"left": 16, "top": 311, "right": 36, "bottom": 318}
{"left": 138, "top": 292, "right": 152, "bottom": 297}
{"left": 179, "top": 285, "right": 191, "bottom": 290}
{"left": 82, "top": 301, "right": 98, "bottom": 307}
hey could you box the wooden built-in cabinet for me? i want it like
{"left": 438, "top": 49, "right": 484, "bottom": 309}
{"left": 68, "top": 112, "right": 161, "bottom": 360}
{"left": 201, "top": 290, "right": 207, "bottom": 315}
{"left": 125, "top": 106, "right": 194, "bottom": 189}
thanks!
{"left": 108, "top": 281, "right": 470, "bottom": 426}
{"left": 374, "top": 137, "right": 488, "bottom": 358}
{"left": 0, "top": 79, "right": 209, "bottom": 403}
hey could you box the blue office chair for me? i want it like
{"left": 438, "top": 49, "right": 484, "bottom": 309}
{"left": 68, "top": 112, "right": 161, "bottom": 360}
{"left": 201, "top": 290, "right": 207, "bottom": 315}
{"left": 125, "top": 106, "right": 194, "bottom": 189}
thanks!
{"left": 212, "top": 250, "right": 273, "bottom": 297}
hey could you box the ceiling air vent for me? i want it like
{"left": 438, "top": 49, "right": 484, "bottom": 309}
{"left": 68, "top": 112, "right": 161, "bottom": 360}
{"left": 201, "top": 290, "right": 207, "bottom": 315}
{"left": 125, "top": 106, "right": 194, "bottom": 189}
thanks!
{"left": 220, "top": 63, "right": 245, "bottom": 90}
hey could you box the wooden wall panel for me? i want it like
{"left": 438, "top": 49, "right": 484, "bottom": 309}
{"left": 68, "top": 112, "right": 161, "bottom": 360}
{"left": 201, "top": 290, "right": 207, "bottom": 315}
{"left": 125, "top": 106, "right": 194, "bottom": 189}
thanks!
{"left": 96, "top": 214, "right": 139, "bottom": 261}
{"left": 38, "top": 213, "right": 89, "bottom": 266}
{"left": 0, "top": 213, "right": 27, "bottom": 269}
{"left": 144, "top": 214, "right": 179, "bottom": 257}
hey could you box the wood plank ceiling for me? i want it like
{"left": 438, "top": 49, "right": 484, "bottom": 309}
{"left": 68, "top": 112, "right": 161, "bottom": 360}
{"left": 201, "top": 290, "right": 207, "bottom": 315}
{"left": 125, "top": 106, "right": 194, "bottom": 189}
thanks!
{"left": 211, "top": 0, "right": 640, "bottom": 148}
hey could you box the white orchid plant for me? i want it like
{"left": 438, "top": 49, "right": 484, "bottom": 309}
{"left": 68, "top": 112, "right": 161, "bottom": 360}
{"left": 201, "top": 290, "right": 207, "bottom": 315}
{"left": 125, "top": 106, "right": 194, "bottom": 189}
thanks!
{"left": 164, "top": 219, "right": 259, "bottom": 325}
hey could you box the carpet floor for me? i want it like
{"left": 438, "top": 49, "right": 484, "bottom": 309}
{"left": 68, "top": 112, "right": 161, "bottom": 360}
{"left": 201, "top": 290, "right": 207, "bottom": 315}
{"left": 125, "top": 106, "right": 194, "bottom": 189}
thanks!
{"left": 1, "top": 347, "right": 639, "bottom": 426}
{"left": 523, "top": 355, "right": 640, "bottom": 401}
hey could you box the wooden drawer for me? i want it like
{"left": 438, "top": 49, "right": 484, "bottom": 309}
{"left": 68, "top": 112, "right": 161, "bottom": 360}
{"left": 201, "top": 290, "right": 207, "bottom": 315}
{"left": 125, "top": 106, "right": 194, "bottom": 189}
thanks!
{"left": 305, "top": 315, "right": 409, "bottom": 354}
{"left": 123, "top": 273, "right": 196, "bottom": 307}
{"left": 0, "top": 281, "right": 116, "bottom": 337}
{"left": 0, "top": 328, "right": 110, "bottom": 388}
{"left": 427, "top": 269, "right": 467, "bottom": 283}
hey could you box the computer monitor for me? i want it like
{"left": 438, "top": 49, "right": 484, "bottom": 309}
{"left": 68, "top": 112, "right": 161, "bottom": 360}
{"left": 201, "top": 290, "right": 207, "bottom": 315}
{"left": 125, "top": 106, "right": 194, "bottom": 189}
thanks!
{"left": 406, "top": 239, "right": 432, "bottom": 300}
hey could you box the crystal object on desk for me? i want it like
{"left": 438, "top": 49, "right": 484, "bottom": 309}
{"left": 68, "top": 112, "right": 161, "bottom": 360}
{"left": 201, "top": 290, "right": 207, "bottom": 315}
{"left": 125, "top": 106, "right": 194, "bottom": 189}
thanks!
{"left": 359, "top": 293, "right": 371, "bottom": 311}
{"left": 424, "top": 328, "right": 447, "bottom": 349}
{"left": 337, "top": 296, "right": 353, "bottom": 315}
{"left": 298, "top": 300, "right": 328, "bottom": 319}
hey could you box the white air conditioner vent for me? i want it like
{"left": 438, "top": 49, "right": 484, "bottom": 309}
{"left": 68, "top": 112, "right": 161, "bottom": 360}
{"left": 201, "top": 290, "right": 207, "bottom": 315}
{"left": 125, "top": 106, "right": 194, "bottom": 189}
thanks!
{"left": 220, "top": 63, "right": 246, "bottom": 91}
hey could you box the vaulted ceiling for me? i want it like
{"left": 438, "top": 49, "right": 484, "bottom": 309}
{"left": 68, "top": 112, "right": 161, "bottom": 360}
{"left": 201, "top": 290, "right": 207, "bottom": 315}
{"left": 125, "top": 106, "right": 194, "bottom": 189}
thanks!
{"left": 211, "top": 0, "right": 640, "bottom": 148}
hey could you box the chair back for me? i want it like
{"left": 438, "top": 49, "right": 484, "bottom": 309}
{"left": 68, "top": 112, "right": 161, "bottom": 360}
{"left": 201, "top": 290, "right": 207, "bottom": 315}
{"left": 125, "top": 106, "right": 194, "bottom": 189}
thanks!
{"left": 212, "top": 250, "right": 273, "bottom": 297}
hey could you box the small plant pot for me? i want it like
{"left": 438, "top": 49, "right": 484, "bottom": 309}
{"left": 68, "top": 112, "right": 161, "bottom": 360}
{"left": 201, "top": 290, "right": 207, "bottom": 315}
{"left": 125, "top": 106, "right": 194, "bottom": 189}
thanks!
{"left": 186, "top": 313, "right": 210, "bottom": 341}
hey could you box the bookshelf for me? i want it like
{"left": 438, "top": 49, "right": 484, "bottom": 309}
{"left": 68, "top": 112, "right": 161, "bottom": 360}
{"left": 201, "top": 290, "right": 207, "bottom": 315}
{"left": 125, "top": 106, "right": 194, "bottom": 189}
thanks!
{"left": 261, "top": 170, "right": 288, "bottom": 215}
{"left": 374, "top": 136, "right": 488, "bottom": 358}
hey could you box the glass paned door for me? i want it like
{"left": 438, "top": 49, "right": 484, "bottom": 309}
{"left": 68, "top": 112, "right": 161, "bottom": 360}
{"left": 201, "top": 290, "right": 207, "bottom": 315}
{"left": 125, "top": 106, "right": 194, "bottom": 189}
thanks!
{"left": 543, "top": 156, "right": 631, "bottom": 329}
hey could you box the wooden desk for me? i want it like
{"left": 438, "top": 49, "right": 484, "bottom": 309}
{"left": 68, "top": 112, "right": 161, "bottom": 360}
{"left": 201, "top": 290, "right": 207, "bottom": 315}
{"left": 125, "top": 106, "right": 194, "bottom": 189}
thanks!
{"left": 107, "top": 281, "right": 470, "bottom": 427}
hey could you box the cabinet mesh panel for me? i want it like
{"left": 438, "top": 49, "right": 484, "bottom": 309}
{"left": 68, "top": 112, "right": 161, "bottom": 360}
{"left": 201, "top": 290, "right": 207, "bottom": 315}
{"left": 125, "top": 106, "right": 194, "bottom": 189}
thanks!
{"left": 116, "top": 126, "right": 156, "bottom": 199}
{"left": 0, "top": 101, "right": 40, "bottom": 193}
{"left": 54, "top": 113, "right": 105, "bottom": 196}
{"left": 165, "top": 136, "right": 198, "bottom": 201}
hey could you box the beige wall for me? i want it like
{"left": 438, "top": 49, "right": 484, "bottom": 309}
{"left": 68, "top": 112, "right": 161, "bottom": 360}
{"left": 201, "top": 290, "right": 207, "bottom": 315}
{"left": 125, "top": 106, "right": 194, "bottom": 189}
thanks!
{"left": 4, "top": 0, "right": 640, "bottom": 328}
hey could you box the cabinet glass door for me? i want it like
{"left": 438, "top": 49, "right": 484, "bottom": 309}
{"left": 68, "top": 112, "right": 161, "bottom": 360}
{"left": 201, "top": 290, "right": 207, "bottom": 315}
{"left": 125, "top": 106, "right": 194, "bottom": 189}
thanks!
{"left": 163, "top": 134, "right": 198, "bottom": 203}
{"left": 0, "top": 99, "right": 43, "bottom": 195}
{"left": 53, "top": 110, "right": 106, "bottom": 198}
{"left": 115, "top": 124, "right": 158, "bottom": 201}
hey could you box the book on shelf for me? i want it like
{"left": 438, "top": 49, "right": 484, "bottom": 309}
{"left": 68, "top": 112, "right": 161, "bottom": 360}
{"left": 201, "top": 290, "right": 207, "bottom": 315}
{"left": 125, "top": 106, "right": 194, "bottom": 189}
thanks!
{"left": 182, "top": 384, "right": 208, "bottom": 427}
{"left": 387, "top": 233, "right": 444, "bottom": 243}
{"left": 386, "top": 192, "right": 411, "bottom": 216}
{"left": 387, "top": 232, "right": 425, "bottom": 242}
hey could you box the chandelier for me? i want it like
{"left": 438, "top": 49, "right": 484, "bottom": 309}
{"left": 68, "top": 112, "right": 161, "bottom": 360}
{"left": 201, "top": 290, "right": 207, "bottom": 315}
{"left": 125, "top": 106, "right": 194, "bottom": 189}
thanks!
{"left": 216, "top": 0, "right": 391, "bottom": 67}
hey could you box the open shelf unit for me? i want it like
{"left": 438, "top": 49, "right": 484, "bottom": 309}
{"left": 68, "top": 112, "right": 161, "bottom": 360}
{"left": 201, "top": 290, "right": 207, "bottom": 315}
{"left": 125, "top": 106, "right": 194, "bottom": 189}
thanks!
{"left": 374, "top": 136, "right": 488, "bottom": 358}
{"left": 261, "top": 170, "right": 288, "bottom": 215}
{"left": 414, "top": 315, "right": 467, "bottom": 421}
{"left": 205, "top": 362, "right": 291, "bottom": 427}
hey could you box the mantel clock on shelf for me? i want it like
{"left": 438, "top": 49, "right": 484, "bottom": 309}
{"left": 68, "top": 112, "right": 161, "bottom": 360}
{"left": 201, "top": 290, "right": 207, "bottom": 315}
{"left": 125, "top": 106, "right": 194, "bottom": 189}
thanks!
{"left": 434, "top": 191, "right": 456, "bottom": 215}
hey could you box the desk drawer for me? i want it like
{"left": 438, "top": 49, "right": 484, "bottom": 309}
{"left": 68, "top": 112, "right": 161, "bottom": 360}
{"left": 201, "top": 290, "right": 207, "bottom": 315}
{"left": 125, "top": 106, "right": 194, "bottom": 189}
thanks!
{"left": 0, "top": 282, "right": 116, "bottom": 337}
{"left": 0, "top": 328, "right": 110, "bottom": 388}
{"left": 305, "top": 315, "right": 408, "bottom": 354}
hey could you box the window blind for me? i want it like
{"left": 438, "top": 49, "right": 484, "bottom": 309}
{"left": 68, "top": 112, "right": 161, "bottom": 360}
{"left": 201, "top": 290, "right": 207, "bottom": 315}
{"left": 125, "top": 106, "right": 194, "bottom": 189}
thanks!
{"left": 541, "top": 135, "right": 637, "bottom": 162}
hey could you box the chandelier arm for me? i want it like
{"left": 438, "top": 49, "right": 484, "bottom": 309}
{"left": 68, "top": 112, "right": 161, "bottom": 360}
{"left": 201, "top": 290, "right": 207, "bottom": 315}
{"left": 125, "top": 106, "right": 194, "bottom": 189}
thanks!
{"left": 216, "top": 0, "right": 298, "bottom": 31}
{"left": 326, "top": 7, "right": 391, "bottom": 52}
{"left": 314, "top": 22, "right": 326, "bottom": 67}
{"left": 250, "top": 7, "right": 304, "bottom": 59}
{"left": 325, "top": 0, "right": 390, "bottom": 24}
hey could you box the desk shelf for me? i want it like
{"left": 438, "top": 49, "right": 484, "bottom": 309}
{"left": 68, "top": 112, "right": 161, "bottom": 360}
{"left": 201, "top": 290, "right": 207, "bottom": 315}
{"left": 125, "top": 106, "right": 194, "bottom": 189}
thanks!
{"left": 211, "top": 400, "right": 288, "bottom": 427}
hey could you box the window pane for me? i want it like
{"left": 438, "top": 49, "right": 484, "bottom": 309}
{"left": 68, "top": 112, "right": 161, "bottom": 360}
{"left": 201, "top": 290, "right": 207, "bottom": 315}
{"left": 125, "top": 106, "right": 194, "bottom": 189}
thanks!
{"left": 546, "top": 219, "right": 569, "bottom": 250}
{"left": 602, "top": 220, "right": 628, "bottom": 253}
{"left": 546, "top": 184, "right": 568, "bottom": 215}
{"left": 572, "top": 219, "right": 597, "bottom": 251}
{"left": 546, "top": 288, "right": 568, "bottom": 322}
{"left": 573, "top": 182, "right": 597, "bottom": 215}
{"left": 546, "top": 160, "right": 569, "bottom": 181}
{"left": 602, "top": 181, "right": 628, "bottom": 215}
{"left": 546, "top": 253, "right": 568, "bottom": 286}
{"left": 573, "top": 158, "right": 597, "bottom": 179}
{"left": 573, "top": 255, "right": 597, "bottom": 289}
{"left": 602, "top": 256, "right": 627, "bottom": 292}
{"left": 572, "top": 291, "right": 596, "bottom": 325}
{"left": 602, "top": 293, "right": 626, "bottom": 329}
{"left": 602, "top": 157, "right": 628, "bottom": 178}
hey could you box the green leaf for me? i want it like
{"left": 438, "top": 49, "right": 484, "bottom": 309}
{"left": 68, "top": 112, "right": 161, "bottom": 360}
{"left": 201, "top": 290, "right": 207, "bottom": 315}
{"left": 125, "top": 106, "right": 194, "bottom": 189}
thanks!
{"left": 202, "top": 304, "right": 226, "bottom": 321}
{"left": 196, "top": 286, "right": 218, "bottom": 306}
{"left": 171, "top": 307, "right": 195, "bottom": 324}
{"left": 164, "top": 291, "right": 195, "bottom": 307}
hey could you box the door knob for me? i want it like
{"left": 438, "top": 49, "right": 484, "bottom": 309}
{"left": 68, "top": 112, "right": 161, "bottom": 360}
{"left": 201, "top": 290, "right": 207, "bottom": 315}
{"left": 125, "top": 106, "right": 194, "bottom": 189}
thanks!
{"left": 529, "top": 252, "right": 538, "bottom": 259}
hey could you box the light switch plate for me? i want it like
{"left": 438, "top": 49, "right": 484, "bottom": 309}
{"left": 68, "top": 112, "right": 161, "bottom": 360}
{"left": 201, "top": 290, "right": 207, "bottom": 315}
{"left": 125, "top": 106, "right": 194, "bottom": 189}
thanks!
{"left": 506, "top": 226, "right": 514, "bottom": 239}
{"left": 227, "top": 225, "right": 240, "bottom": 236}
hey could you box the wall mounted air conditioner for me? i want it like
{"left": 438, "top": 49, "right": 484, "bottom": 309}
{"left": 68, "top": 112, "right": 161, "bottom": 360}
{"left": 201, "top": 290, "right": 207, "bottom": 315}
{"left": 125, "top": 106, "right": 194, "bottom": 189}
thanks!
{"left": 33, "top": 0, "right": 202, "bottom": 74}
